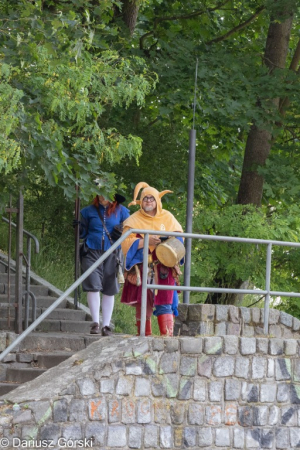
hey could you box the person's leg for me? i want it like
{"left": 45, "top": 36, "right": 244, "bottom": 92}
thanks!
{"left": 157, "top": 314, "right": 173, "bottom": 336}
{"left": 135, "top": 297, "right": 153, "bottom": 336}
{"left": 101, "top": 294, "right": 114, "bottom": 335}
{"left": 87, "top": 291, "right": 100, "bottom": 334}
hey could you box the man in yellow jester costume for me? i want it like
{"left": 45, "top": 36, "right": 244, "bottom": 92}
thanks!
{"left": 121, "top": 182, "right": 183, "bottom": 336}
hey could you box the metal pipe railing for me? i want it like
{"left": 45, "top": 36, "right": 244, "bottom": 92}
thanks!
{"left": 1, "top": 228, "right": 300, "bottom": 360}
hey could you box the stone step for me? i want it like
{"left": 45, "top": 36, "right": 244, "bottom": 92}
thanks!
{"left": 0, "top": 304, "right": 86, "bottom": 321}
{"left": 0, "top": 382, "right": 20, "bottom": 395}
{"left": 0, "top": 284, "right": 49, "bottom": 296}
{"left": 6, "top": 367, "right": 46, "bottom": 383}
{"left": 0, "top": 318, "right": 92, "bottom": 333}
{"left": 19, "top": 332, "right": 101, "bottom": 352}
{"left": 0, "top": 295, "right": 66, "bottom": 308}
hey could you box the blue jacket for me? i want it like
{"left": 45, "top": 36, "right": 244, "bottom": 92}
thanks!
{"left": 80, "top": 204, "right": 130, "bottom": 251}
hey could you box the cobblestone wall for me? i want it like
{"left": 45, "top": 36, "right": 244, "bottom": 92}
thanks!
{"left": 175, "top": 304, "right": 300, "bottom": 338}
{"left": 1, "top": 334, "right": 300, "bottom": 449}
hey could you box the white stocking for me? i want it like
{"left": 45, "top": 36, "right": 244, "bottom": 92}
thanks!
{"left": 101, "top": 295, "right": 114, "bottom": 327}
{"left": 87, "top": 291, "right": 100, "bottom": 324}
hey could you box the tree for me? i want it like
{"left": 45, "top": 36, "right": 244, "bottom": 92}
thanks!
{"left": 0, "top": 0, "right": 157, "bottom": 205}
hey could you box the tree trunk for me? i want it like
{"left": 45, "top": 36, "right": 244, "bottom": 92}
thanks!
{"left": 237, "top": 10, "right": 293, "bottom": 206}
{"left": 209, "top": 6, "right": 294, "bottom": 305}
{"left": 121, "top": 0, "right": 140, "bottom": 35}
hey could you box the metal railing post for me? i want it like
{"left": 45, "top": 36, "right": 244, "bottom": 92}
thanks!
{"left": 15, "top": 192, "right": 24, "bottom": 334}
{"left": 140, "top": 233, "right": 149, "bottom": 337}
{"left": 264, "top": 243, "right": 272, "bottom": 335}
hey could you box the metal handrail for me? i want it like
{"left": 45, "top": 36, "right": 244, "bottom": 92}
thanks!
{"left": 1, "top": 216, "right": 40, "bottom": 330}
{"left": 1, "top": 229, "right": 300, "bottom": 360}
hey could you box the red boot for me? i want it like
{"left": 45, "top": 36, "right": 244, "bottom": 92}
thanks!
{"left": 157, "top": 314, "right": 174, "bottom": 336}
{"left": 136, "top": 319, "right": 152, "bottom": 336}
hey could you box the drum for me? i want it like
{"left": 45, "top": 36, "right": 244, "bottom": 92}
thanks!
{"left": 156, "top": 237, "right": 185, "bottom": 267}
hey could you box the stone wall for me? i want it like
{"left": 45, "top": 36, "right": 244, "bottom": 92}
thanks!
{"left": 1, "top": 334, "right": 300, "bottom": 449}
{"left": 175, "top": 304, "right": 300, "bottom": 338}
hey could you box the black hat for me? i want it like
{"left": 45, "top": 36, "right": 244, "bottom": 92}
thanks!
{"left": 114, "top": 194, "right": 126, "bottom": 204}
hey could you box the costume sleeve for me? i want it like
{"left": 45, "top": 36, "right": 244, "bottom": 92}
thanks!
{"left": 125, "top": 239, "right": 144, "bottom": 270}
{"left": 172, "top": 289, "right": 179, "bottom": 317}
{"left": 79, "top": 214, "right": 89, "bottom": 239}
{"left": 121, "top": 206, "right": 130, "bottom": 222}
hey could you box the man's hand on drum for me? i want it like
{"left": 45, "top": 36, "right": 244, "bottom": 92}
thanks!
{"left": 149, "top": 235, "right": 162, "bottom": 247}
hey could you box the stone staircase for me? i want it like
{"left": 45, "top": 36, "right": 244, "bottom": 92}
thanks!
{"left": 0, "top": 256, "right": 102, "bottom": 396}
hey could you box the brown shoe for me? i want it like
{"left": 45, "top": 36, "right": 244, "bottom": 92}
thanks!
{"left": 90, "top": 322, "right": 100, "bottom": 334}
{"left": 101, "top": 326, "right": 112, "bottom": 336}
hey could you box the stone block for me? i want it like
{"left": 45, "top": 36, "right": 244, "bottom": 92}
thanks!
{"left": 233, "top": 428, "right": 244, "bottom": 448}
{"left": 204, "top": 337, "right": 222, "bottom": 354}
{"left": 40, "top": 424, "right": 60, "bottom": 445}
{"left": 242, "top": 325, "right": 254, "bottom": 337}
{"left": 160, "top": 426, "right": 173, "bottom": 448}
{"left": 285, "top": 339, "right": 297, "bottom": 355}
{"left": 152, "top": 338, "right": 165, "bottom": 351}
{"left": 198, "top": 427, "right": 212, "bottom": 446}
{"left": 179, "top": 356, "right": 197, "bottom": 376}
{"left": 215, "top": 305, "right": 229, "bottom": 322}
{"left": 144, "top": 425, "right": 158, "bottom": 448}
{"left": 293, "top": 317, "right": 300, "bottom": 331}
{"left": 129, "top": 426, "right": 142, "bottom": 449}
{"left": 183, "top": 427, "right": 197, "bottom": 447}
{"left": 201, "top": 304, "right": 215, "bottom": 321}
{"left": 137, "top": 399, "right": 151, "bottom": 423}
{"left": 205, "top": 405, "right": 221, "bottom": 425}
{"left": 108, "top": 399, "right": 121, "bottom": 423}
{"left": 290, "top": 428, "right": 300, "bottom": 448}
{"left": 26, "top": 400, "right": 51, "bottom": 424}
{"left": 213, "top": 356, "right": 235, "bottom": 377}
{"left": 208, "top": 381, "right": 223, "bottom": 402}
{"left": 152, "top": 375, "right": 167, "bottom": 397}
{"left": 227, "top": 322, "right": 241, "bottom": 335}
{"left": 133, "top": 341, "right": 150, "bottom": 357}
{"left": 215, "top": 322, "right": 227, "bottom": 336}
{"left": 240, "top": 307, "right": 251, "bottom": 324}
{"left": 77, "top": 378, "right": 96, "bottom": 396}
{"left": 277, "top": 383, "right": 290, "bottom": 403}
{"left": 269, "top": 338, "right": 284, "bottom": 355}
{"left": 100, "top": 378, "right": 115, "bottom": 394}
{"left": 251, "top": 308, "right": 261, "bottom": 323}
{"left": 275, "top": 428, "right": 289, "bottom": 449}
{"left": 280, "top": 311, "right": 293, "bottom": 327}
{"left": 135, "top": 377, "right": 151, "bottom": 396}
{"left": 188, "top": 304, "right": 202, "bottom": 321}
{"left": 252, "top": 356, "right": 267, "bottom": 379}
{"left": 267, "top": 358, "right": 275, "bottom": 378}
{"left": 242, "top": 382, "right": 259, "bottom": 403}
{"left": 143, "top": 356, "right": 157, "bottom": 375}
{"left": 53, "top": 398, "right": 68, "bottom": 422}
{"left": 159, "top": 352, "right": 179, "bottom": 374}
{"left": 165, "top": 339, "right": 178, "bottom": 353}
{"left": 154, "top": 399, "right": 169, "bottom": 423}
{"left": 69, "top": 399, "right": 87, "bottom": 422}
{"left": 164, "top": 373, "right": 179, "bottom": 398}
{"left": 125, "top": 361, "right": 143, "bottom": 375}
{"left": 12, "top": 410, "right": 32, "bottom": 424}
{"left": 224, "top": 335, "right": 239, "bottom": 355}
{"left": 177, "top": 303, "right": 188, "bottom": 322}
{"left": 215, "top": 428, "right": 230, "bottom": 447}
{"left": 238, "top": 406, "right": 253, "bottom": 426}
{"left": 193, "top": 378, "right": 206, "bottom": 401}
{"left": 178, "top": 377, "right": 193, "bottom": 400}
{"left": 269, "top": 405, "right": 279, "bottom": 425}
{"left": 116, "top": 376, "right": 134, "bottom": 395}
{"left": 246, "top": 429, "right": 260, "bottom": 448}
{"left": 225, "top": 379, "right": 240, "bottom": 401}
{"left": 170, "top": 402, "right": 185, "bottom": 424}
{"left": 107, "top": 425, "right": 127, "bottom": 447}
{"left": 276, "top": 358, "right": 292, "bottom": 381}
{"left": 240, "top": 337, "right": 256, "bottom": 355}
{"left": 180, "top": 337, "right": 202, "bottom": 354}
{"left": 199, "top": 321, "right": 214, "bottom": 336}
{"left": 122, "top": 398, "right": 136, "bottom": 424}
{"left": 198, "top": 355, "right": 213, "bottom": 377}
{"left": 188, "top": 403, "right": 204, "bottom": 425}
{"left": 62, "top": 423, "right": 82, "bottom": 440}
{"left": 88, "top": 397, "right": 106, "bottom": 421}
{"left": 260, "top": 383, "right": 277, "bottom": 402}
{"left": 229, "top": 305, "right": 240, "bottom": 323}
{"left": 257, "top": 338, "right": 268, "bottom": 354}
{"left": 224, "top": 402, "right": 237, "bottom": 425}
{"left": 253, "top": 406, "right": 268, "bottom": 426}
{"left": 85, "top": 423, "right": 106, "bottom": 446}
